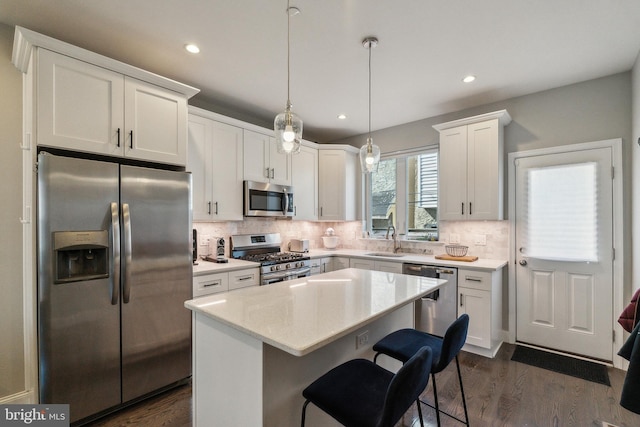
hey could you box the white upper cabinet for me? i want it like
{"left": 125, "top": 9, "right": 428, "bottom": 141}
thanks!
{"left": 36, "top": 49, "right": 124, "bottom": 157}
{"left": 188, "top": 110, "right": 244, "bottom": 221}
{"left": 123, "top": 77, "right": 187, "bottom": 165}
{"left": 30, "top": 43, "right": 195, "bottom": 166}
{"left": 243, "top": 129, "right": 291, "bottom": 186}
{"left": 318, "top": 148, "right": 358, "bottom": 221}
{"left": 434, "top": 110, "right": 511, "bottom": 221}
{"left": 292, "top": 144, "right": 318, "bottom": 220}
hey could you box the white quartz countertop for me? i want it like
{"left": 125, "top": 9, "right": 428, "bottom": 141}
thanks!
{"left": 192, "top": 258, "right": 260, "bottom": 276}
{"left": 307, "top": 248, "right": 507, "bottom": 271}
{"left": 185, "top": 268, "right": 445, "bottom": 356}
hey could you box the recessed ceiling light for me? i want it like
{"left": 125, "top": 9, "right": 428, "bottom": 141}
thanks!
{"left": 337, "top": 114, "right": 347, "bottom": 120}
{"left": 185, "top": 44, "right": 200, "bottom": 54}
{"left": 462, "top": 75, "right": 476, "bottom": 83}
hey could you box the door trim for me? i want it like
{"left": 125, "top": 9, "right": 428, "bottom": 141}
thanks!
{"left": 508, "top": 138, "right": 624, "bottom": 368}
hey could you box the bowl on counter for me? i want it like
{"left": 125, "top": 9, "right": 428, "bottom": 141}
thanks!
{"left": 445, "top": 244, "right": 468, "bottom": 257}
{"left": 322, "top": 236, "right": 339, "bottom": 249}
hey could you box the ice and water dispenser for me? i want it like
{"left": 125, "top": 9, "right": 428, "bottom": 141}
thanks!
{"left": 54, "top": 230, "right": 109, "bottom": 283}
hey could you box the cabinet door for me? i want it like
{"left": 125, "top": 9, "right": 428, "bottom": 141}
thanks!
{"left": 187, "top": 114, "right": 213, "bottom": 221}
{"left": 193, "top": 273, "right": 229, "bottom": 298}
{"left": 318, "top": 150, "right": 346, "bottom": 220}
{"left": 228, "top": 268, "right": 260, "bottom": 290}
{"left": 374, "top": 261, "right": 403, "bottom": 274}
{"left": 268, "top": 136, "right": 292, "bottom": 186}
{"left": 458, "top": 287, "right": 491, "bottom": 349}
{"left": 124, "top": 77, "right": 187, "bottom": 166}
{"left": 350, "top": 258, "right": 374, "bottom": 270}
{"left": 438, "top": 125, "right": 468, "bottom": 220}
{"left": 467, "top": 119, "right": 501, "bottom": 220}
{"left": 211, "top": 122, "right": 244, "bottom": 220}
{"left": 332, "top": 257, "right": 350, "bottom": 271}
{"left": 37, "top": 49, "right": 124, "bottom": 156}
{"left": 292, "top": 145, "right": 318, "bottom": 220}
{"left": 243, "top": 130, "right": 270, "bottom": 183}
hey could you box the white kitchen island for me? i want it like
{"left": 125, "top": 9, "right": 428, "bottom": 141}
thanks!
{"left": 184, "top": 268, "right": 446, "bottom": 427}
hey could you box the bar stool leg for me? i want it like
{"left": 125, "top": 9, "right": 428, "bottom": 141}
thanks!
{"left": 455, "top": 356, "right": 470, "bottom": 426}
{"left": 431, "top": 372, "right": 442, "bottom": 427}
{"left": 416, "top": 399, "right": 425, "bottom": 427}
{"left": 301, "top": 400, "right": 310, "bottom": 427}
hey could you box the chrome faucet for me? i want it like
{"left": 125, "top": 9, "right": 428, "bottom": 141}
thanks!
{"left": 386, "top": 225, "right": 401, "bottom": 253}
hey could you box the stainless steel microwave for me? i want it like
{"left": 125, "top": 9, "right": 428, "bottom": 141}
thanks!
{"left": 244, "top": 181, "right": 294, "bottom": 218}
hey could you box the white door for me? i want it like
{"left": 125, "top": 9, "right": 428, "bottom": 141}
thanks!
{"left": 515, "top": 147, "right": 613, "bottom": 360}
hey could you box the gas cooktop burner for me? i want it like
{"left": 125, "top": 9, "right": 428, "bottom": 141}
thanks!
{"left": 239, "top": 252, "right": 309, "bottom": 266}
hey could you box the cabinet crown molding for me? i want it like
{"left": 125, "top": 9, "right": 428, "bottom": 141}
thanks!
{"left": 11, "top": 26, "right": 200, "bottom": 98}
{"left": 432, "top": 110, "right": 511, "bottom": 132}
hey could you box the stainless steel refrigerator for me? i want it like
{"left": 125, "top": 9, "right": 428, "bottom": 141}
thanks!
{"left": 37, "top": 152, "right": 192, "bottom": 424}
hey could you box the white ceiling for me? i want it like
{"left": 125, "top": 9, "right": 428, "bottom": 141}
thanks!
{"left": 2, "top": 0, "right": 640, "bottom": 142}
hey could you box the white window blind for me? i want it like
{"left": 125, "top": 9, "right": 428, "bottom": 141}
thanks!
{"left": 525, "top": 162, "right": 598, "bottom": 262}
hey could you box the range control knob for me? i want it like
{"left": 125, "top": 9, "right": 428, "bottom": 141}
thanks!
{"left": 286, "top": 263, "right": 291, "bottom": 269}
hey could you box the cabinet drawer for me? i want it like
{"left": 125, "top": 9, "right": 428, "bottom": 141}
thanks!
{"left": 229, "top": 268, "right": 260, "bottom": 290}
{"left": 193, "top": 272, "right": 229, "bottom": 297}
{"left": 458, "top": 269, "right": 492, "bottom": 292}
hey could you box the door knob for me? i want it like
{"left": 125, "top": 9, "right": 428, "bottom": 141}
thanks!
{"left": 519, "top": 259, "right": 527, "bottom": 266}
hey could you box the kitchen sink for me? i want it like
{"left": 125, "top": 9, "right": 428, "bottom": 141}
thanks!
{"left": 365, "top": 252, "right": 405, "bottom": 258}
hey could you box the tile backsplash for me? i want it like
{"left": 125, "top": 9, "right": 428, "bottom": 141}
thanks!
{"left": 194, "top": 219, "right": 509, "bottom": 261}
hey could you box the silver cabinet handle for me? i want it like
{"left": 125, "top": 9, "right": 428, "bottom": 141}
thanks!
{"left": 270, "top": 168, "right": 275, "bottom": 179}
{"left": 110, "top": 202, "right": 120, "bottom": 305}
{"left": 519, "top": 259, "right": 528, "bottom": 266}
{"left": 461, "top": 202, "right": 464, "bottom": 215}
{"left": 237, "top": 275, "right": 253, "bottom": 281}
{"left": 265, "top": 167, "right": 270, "bottom": 178}
{"left": 208, "top": 201, "right": 212, "bottom": 215}
{"left": 469, "top": 202, "right": 472, "bottom": 215}
{"left": 465, "top": 277, "right": 482, "bottom": 282}
{"left": 215, "top": 201, "right": 219, "bottom": 215}
{"left": 204, "top": 280, "right": 222, "bottom": 288}
{"left": 122, "top": 203, "right": 132, "bottom": 304}
{"left": 460, "top": 293, "right": 463, "bottom": 307}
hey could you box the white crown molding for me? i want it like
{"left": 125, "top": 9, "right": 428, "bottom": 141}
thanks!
{"left": 432, "top": 109, "right": 512, "bottom": 131}
{"left": 11, "top": 26, "right": 200, "bottom": 98}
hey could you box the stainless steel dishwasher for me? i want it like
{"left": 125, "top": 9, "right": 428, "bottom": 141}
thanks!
{"left": 403, "top": 263, "right": 458, "bottom": 337}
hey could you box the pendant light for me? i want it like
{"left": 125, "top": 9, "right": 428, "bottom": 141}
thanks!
{"left": 360, "top": 37, "right": 381, "bottom": 173}
{"left": 274, "top": 0, "right": 302, "bottom": 155}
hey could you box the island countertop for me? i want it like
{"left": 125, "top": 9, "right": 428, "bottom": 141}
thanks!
{"left": 185, "top": 268, "right": 445, "bottom": 356}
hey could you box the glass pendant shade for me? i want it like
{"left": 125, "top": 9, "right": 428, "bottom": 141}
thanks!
{"left": 275, "top": 106, "right": 302, "bottom": 154}
{"left": 360, "top": 137, "right": 380, "bottom": 173}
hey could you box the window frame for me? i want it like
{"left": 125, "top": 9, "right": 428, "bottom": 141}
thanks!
{"left": 365, "top": 145, "right": 439, "bottom": 240}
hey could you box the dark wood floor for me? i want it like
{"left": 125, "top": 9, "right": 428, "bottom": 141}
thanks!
{"left": 85, "top": 343, "right": 640, "bottom": 427}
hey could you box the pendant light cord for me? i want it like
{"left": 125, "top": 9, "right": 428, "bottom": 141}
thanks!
{"left": 368, "top": 39, "right": 372, "bottom": 139}
{"left": 286, "top": 0, "right": 291, "bottom": 107}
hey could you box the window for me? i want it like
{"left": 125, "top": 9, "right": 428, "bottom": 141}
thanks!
{"left": 368, "top": 148, "right": 438, "bottom": 240}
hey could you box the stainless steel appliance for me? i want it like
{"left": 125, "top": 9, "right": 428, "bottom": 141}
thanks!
{"left": 37, "top": 152, "right": 192, "bottom": 424}
{"left": 402, "top": 263, "right": 458, "bottom": 337}
{"left": 231, "top": 233, "right": 310, "bottom": 285}
{"left": 288, "top": 238, "right": 309, "bottom": 253}
{"left": 244, "top": 180, "right": 294, "bottom": 217}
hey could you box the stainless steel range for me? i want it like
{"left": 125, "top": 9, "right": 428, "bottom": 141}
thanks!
{"left": 230, "top": 233, "right": 311, "bottom": 285}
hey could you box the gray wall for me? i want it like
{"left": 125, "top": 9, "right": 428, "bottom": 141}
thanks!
{"left": 0, "top": 22, "right": 26, "bottom": 397}
{"left": 336, "top": 72, "right": 633, "bottom": 298}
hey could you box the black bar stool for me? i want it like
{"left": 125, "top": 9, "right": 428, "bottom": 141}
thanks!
{"left": 301, "top": 346, "right": 433, "bottom": 427}
{"left": 373, "top": 314, "right": 470, "bottom": 426}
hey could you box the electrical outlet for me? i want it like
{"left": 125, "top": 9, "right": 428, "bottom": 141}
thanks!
{"left": 450, "top": 233, "right": 460, "bottom": 244}
{"left": 475, "top": 234, "right": 487, "bottom": 246}
{"left": 423, "top": 248, "right": 434, "bottom": 255}
{"left": 200, "top": 234, "right": 211, "bottom": 246}
{"left": 356, "top": 330, "right": 369, "bottom": 349}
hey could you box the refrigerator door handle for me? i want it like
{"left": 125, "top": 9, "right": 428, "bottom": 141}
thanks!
{"left": 110, "top": 202, "right": 120, "bottom": 305}
{"left": 122, "top": 203, "right": 133, "bottom": 304}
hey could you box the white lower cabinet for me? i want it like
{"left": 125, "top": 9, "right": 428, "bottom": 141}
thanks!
{"left": 193, "top": 268, "right": 260, "bottom": 298}
{"left": 457, "top": 268, "right": 503, "bottom": 357}
{"left": 350, "top": 258, "right": 374, "bottom": 270}
{"left": 310, "top": 257, "right": 333, "bottom": 275}
{"left": 349, "top": 258, "right": 402, "bottom": 273}
{"left": 332, "top": 257, "right": 350, "bottom": 271}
